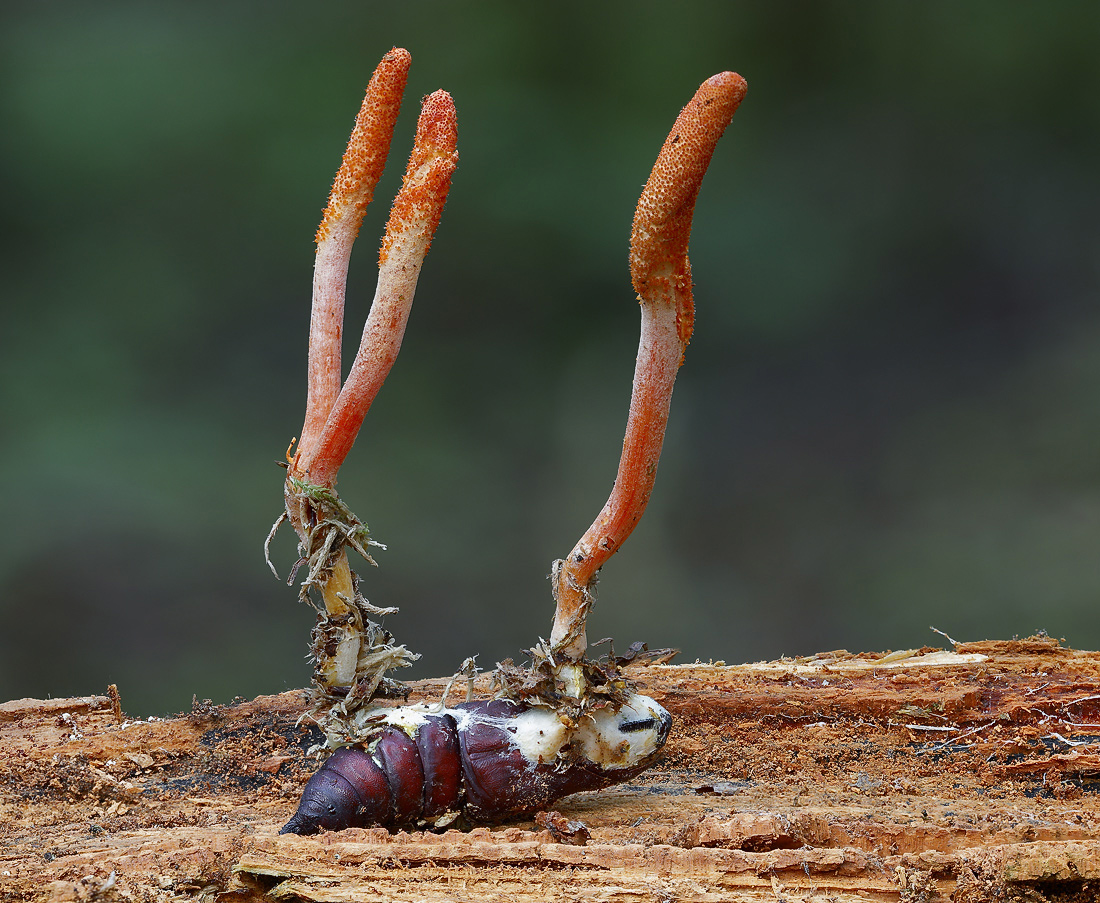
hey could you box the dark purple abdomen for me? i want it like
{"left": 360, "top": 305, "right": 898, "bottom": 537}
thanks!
{"left": 280, "top": 745, "right": 391, "bottom": 835}
{"left": 415, "top": 714, "right": 461, "bottom": 820}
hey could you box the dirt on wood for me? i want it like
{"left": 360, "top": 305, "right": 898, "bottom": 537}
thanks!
{"left": 2, "top": 636, "right": 1099, "bottom": 901}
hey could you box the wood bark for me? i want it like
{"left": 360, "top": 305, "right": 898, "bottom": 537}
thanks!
{"left": 3, "top": 636, "right": 1099, "bottom": 901}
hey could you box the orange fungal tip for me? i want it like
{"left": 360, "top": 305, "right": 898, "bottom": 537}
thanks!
{"left": 383, "top": 46, "right": 411, "bottom": 66}
{"left": 629, "top": 70, "right": 747, "bottom": 304}
{"left": 314, "top": 48, "right": 413, "bottom": 247}
{"left": 418, "top": 90, "right": 459, "bottom": 147}
{"left": 703, "top": 71, "right": 748, "bottom": 99}
{"left": 403, "top": 91, "right": 458, "bottom": 173}
{"left": 376, "top": 91, "right": 458, "bottom": 269}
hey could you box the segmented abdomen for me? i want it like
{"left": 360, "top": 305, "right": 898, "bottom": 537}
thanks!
{"left": 280, "top": 696, "right": 671, "bottom": 835}
{"left": 281, "top": 710, "right": 460, "bottom": 834}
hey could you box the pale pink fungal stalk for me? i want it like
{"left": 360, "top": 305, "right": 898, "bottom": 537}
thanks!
{"left": 549, "top": 72, "right": 747, "bottom": 663}
{"left": 277, "top": 48, "right": 458, "bottom": 703}
{"left": 295, "top": 48, "right": 411, "bottom": 474}
{"left": 300, "top": 89, "right": 459, "bottom": 487}
{"left": 294, "top": 55, "right": 458, "bottom": 485}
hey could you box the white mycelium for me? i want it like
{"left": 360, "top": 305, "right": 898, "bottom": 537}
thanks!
{"left": 448, "top": 705, "right": 566, "bottom": 764}
{"left": 575, "top": 694, "right": 670, "bottom": 769}
{"left": 453, "top": 694, "right": 670, "bottom": 769}
{"left": 344, "top": 694, "right": 668, "bottom": 772}
{"left": 382, "top": 703, "right": 432, "bottom": 733}
{"left": 507, "top": 707, "right": 572, "bottom": 764}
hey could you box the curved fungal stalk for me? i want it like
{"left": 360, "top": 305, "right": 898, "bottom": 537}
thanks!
{"left": 549, "top": 72, "right": 747, "bottom": 662}
{"left": 280, "top": 48, "right": 458, "bottom": 706}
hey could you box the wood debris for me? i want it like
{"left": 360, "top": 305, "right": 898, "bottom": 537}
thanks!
{"left": 2, "top": 637, "right": 1099, "bottom": 901}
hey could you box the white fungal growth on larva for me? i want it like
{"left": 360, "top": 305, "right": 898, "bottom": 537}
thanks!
{"left": 575, "top": 695, "right": 670, "bottom": 769}
{"left": 451, "top": 693, "right": 670, "bottom": 768}
{"left": 345, "top": 694, "right": 669, "bottom": 770}
{"left": 506, "top": 708, "right": 571, "bottom": 764}
{"left": 382, "top": 703, "right": 432, "bottom": 733}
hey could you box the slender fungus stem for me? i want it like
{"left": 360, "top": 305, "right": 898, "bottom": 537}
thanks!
{"left": 280, "top": 47, "right": 457, "bottom": 701}
{"left": 297, "top": 48, "right": 411, "bottom": 476}
{"left": 549, "top": 72, "right": 747, "bottom": 661}
{"left": 306, "top": 90, "right": 458, "bottom": 487}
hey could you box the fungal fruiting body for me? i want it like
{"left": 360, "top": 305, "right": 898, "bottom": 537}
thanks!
{"left": 272, "top": 47, "right": 458, "bottom": 711}
{"left": 548, "top": 71, "right": 747, "bottom": 662}
{"left": 280, "top": 694, "right": 671, "bottom": 834}
{"left": 278, "top": 59, "right": 744, "bottom": 832}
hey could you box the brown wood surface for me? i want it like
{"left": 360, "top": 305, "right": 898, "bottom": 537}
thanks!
{"left": 3, "top": 637, "right": 1099, "bottom": 901}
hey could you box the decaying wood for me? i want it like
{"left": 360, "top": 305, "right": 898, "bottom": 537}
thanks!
{"left": 3, "top": 636, "right": 1100, "bottom": 901}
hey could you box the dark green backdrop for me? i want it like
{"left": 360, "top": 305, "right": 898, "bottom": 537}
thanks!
{"left": 3, "top": 2, "right": 1099, "bottom": 715}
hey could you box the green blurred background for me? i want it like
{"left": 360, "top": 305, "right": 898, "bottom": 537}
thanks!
{"left": 2, "top": 2, "right": 1099, "bottom": 716}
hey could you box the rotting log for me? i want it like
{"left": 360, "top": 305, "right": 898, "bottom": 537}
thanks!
{"left": 3, "top": 636, "right": 1100, "bottom": 902}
